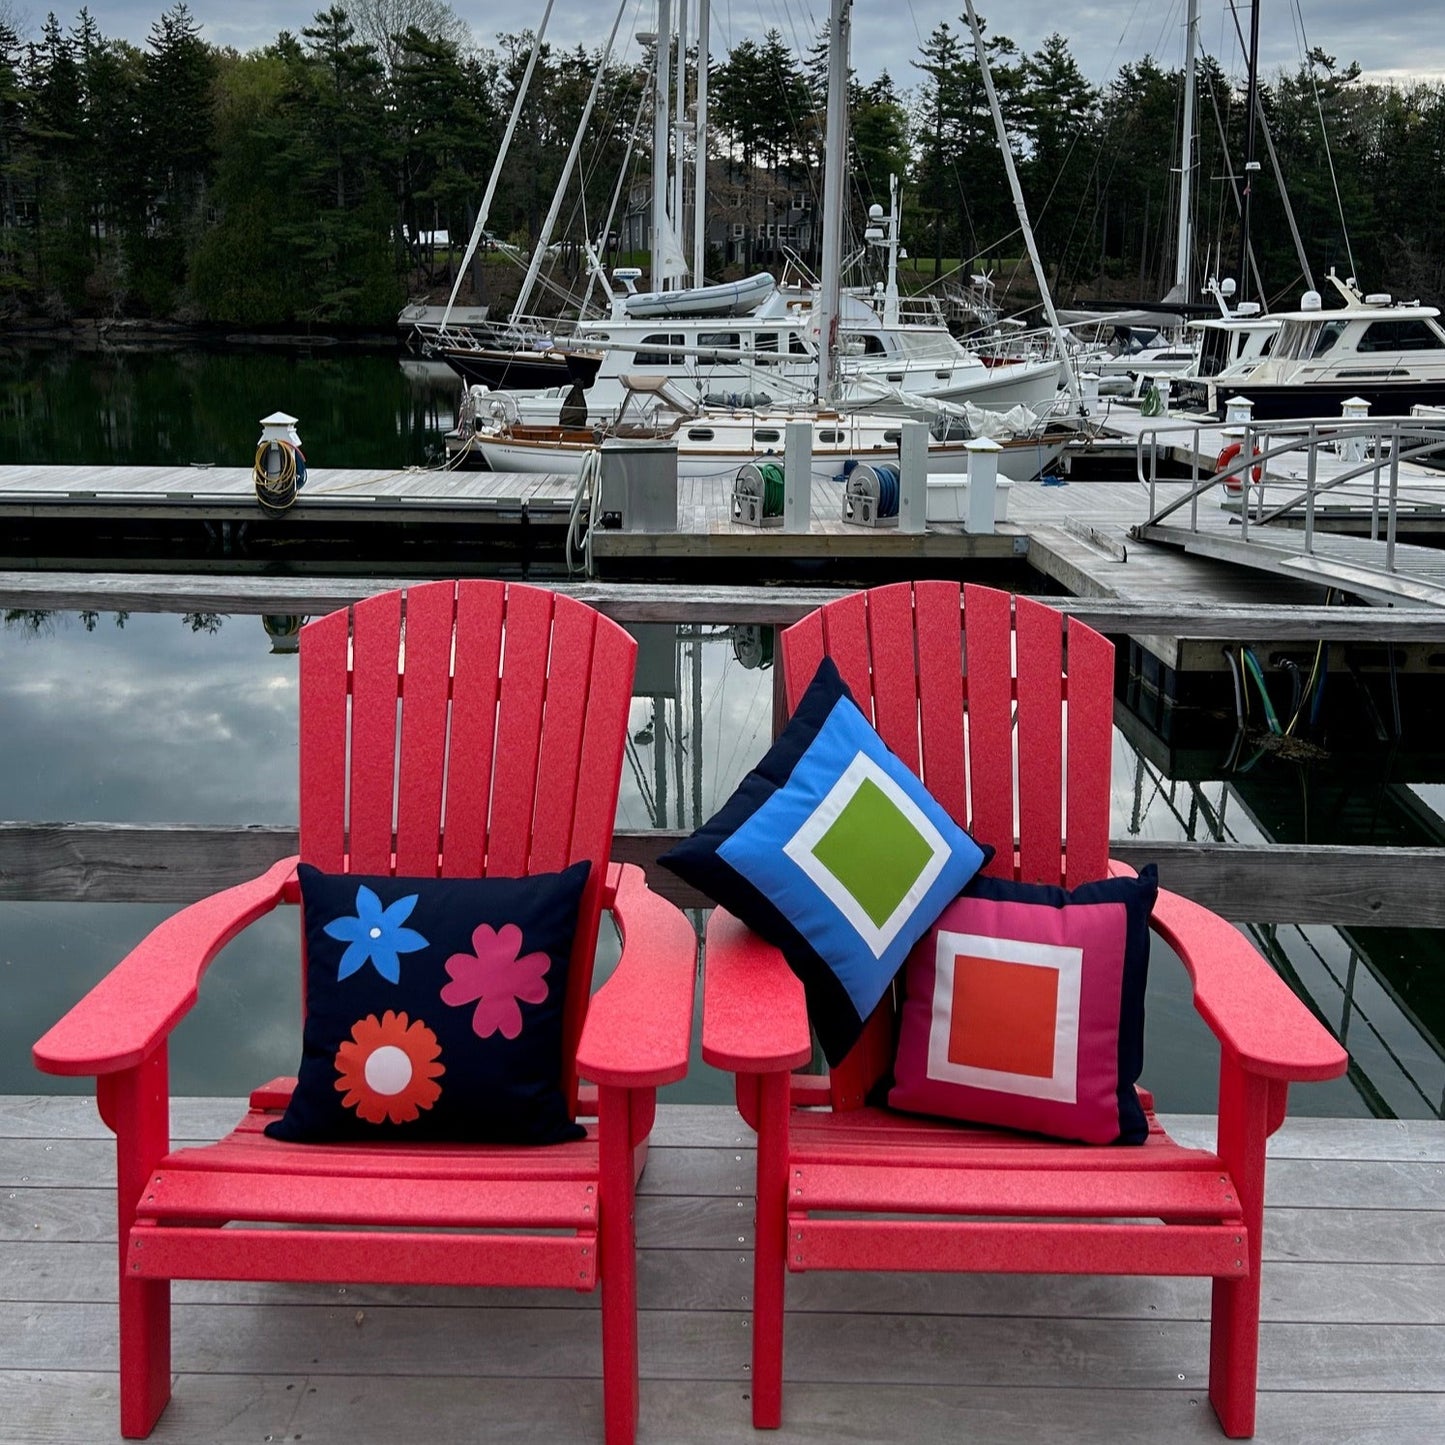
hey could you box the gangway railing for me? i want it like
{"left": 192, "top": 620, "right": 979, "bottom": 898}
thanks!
{"left": 1133, "top": 415, "right": 1445, "bottom": 574}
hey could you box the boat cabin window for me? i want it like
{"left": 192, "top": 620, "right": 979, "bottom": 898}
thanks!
{"left": 1198, "top": 328, "right": 1230, "bottom": 377}
{"left": 753, "top": 428, "right": 781, "bottom": 442}
{"left": 1310, "top": 321, "right": 1347, "bottom": 358}
{"left": 1357, "top": 318, "right": 1445, "bottom": 352}
{"left": 817, "top": 429, "right": 843, "bottom": 443}
{"left": 686, "top": 427, "right": 715, "bottom": 440}
{"left": 883, "top": 430, "right": 901, "bottom": 443}
{"left": 789, "top": 331, "right": 809, "bottom": 355}
{"left": 853, "top": 335, "right": 888, "bottom": 356}
{"left": 635, "top": 332, "right": 685, "bottom": 365}
{"left": 696, "top": 332, "right": 739, "bottom": 362}
{"left": 754, "top": 333, "right": 779, "bottom": 354}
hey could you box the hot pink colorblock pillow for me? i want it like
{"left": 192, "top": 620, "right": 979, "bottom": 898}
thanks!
{"left": 889, "top": 868, "right": 1157, "bottom": 1145}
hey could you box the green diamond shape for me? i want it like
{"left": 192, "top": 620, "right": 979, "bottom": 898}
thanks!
{"left": 810, "top": 776, "right": 935, "bottom": 929}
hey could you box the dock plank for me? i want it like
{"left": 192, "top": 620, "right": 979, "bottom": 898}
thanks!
{"left": 1, "top": 1103, "right": 1442, "bottom": 1444}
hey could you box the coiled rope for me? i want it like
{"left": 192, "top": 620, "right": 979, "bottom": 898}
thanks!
{"left": 253, "top": 439, "right": 303, "bottom": 513}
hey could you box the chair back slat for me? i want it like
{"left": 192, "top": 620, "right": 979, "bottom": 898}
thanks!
{"left": 818, "top": 589, "right": 874, "bottom": 718}
{"left": 298, "top": 608, "right": 350, "bottom": 871}
{"left": 912, "top": 581, "right": 967, "bottom": 826}
{"left": 862, "top": 583, "right": 922, "bottom": 774}
{"left": 440, "top": 582, "right": 505, "bottom": 877}
{"left": 346, "top": 592, "right": 404, "bottom": 874}
{"left": 392, "top": 582, "right": 456, "bottom": 876}
{"left": 781, "top": 608, "right": 825, "bottom": 714}
{"left": 1064, "top": 620, "right": 1115, "bottom": 887}
{"left": 483, "top": 586, "right": 553, "bottom": 877}
{"left": 528, "top": 597, "right": 599, "bottom": 876}
{"left": 961, "top": 584, "right": 1015, "bottom": 874}
{"left": 1014, "top": 597, "right": 1064, "bottom": 884}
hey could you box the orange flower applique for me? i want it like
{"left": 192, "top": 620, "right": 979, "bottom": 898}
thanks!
{"left": 334, "top": 1010, "right": 444, "bottom": 1125}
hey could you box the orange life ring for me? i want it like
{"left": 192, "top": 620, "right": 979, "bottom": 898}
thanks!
{"left": 1215, "top": 441, "right": 1262, "bottom": 493}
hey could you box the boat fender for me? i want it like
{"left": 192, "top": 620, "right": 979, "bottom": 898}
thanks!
{"left": 1214, "top": 441, "right": 1262, "bottom": 493}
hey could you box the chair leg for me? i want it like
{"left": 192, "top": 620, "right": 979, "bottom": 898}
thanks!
{"left": 100, "top": 1054, "right": 174, "bottom": 1438}
{"left": 751, "top": 1071, "right": 790, "bottom": 1430}
{"left": 1209, "top": 1062, "right": 1269, "bottom": 1439}
{"left": 599, "top": 1085, "right": 639, "bottom": 1445}
{"left": 119, "top": 1274, "right": 172, "bottom": 1438}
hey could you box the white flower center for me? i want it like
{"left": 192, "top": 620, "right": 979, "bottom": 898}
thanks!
{"left": 369, "top": 926, "right": 382, "bottom": 939}
{"left": 364, "top": 1045, "right": 413, "bottom": 1096}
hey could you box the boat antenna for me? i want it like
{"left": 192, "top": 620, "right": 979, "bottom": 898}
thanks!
{"left": 510, "top": 0, "right": 630, "bottom": 328}
{"left": 439, "top": 0, "right": 556, "bottom": 335}
{"left": 962, "top": 1, "right": 1081, "bottom": 410}
{"left": 1234, "top": 0, "right": 1263, "bottom": 307}
{"left": 815, "top": 0, "right": 851, "bottom": 405}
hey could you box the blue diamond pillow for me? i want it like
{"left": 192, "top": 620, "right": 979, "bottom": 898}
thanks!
{"left": 266, "top": 862, "right": 590, "bottom": 1145}
{"left": 660, "top": 657, "right": 988, "bottom": 1064}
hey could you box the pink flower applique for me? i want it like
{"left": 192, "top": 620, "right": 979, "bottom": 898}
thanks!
{"left": 440, "top": 923, "right": 552, "bottom": 1040}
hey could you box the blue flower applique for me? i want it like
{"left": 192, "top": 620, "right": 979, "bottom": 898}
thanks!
{"left": 324, "top": 885, "right": 428, "bottom": 982}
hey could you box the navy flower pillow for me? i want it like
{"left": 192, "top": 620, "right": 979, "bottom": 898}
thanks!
{"left": 266, "top": 861, "right": 590, "bottom": 1145}
{"left": 659, "top": 657, "right": 988, "bottom": 1065}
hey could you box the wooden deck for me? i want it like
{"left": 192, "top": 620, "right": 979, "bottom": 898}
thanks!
{"left": 3, "top": 1098, "right": 1442, "bottom": 1444}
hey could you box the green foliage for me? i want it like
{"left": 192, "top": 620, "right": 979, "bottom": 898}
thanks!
{"left": 1, "top": 7, "right": 1445, "bottom": 322}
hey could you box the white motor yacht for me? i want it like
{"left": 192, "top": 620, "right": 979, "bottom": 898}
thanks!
{"left": 1203, "top": 273, "right": 1445, "bottom": 419}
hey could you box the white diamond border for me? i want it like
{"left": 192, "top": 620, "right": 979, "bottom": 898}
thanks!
{"left": 926, "top": 929, "right": 1083, "bottom": 1104}
{"left": 781, "top": 750, "right": 951, "bottom": 960}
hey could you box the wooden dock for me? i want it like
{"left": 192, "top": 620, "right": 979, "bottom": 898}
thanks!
{"left": 2, "top": 1097, "right": 1441, "bottom": 1444}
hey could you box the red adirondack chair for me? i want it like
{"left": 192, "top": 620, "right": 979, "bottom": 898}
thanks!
{"left": 32, "top": 580, "right": 697, "bottom": 1445}
{"left": 701, "top": 581, "right": 1348, "bottom": 1439}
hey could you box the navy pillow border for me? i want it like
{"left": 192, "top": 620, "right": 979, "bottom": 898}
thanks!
{"left": 659, "top": 657, "right": 991, "bottom": 1066}
{"left": 267, "top": 861, "right": 591, "bottom": 1146}
{"left": 955, "top": 866, "right": 1160, "bottom": 1145}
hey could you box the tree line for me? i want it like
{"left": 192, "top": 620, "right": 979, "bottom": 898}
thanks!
{"left": 1, "top": 2, "right": 1442, "bottom": 330}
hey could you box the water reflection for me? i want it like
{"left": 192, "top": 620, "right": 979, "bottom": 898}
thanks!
{"left": 2, "top": 608, "right": 1438, "bottom": 1119}
{"left": 0, "top": 344, "right": 462, "bottom": 470}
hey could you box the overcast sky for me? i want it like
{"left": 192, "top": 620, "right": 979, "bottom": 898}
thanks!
{"left": 9, "top": 2, "right": 1443, "bottom": 89}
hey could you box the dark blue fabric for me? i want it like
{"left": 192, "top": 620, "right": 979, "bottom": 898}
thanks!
{"left": 267, "top": 862, "right": 589, "bottom": 1145}
{"left": 659, "top": 657, "right": 988, "bottom": 1066}
{"left": 956, "top": 867, "right": 1159, "bottom": 1144}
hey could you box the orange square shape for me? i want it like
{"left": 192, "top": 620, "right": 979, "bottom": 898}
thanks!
{"left": 947, "top": 952, "right": 1059, "bottom": 1079}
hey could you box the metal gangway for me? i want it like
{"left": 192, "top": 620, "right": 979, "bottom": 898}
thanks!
{"left": 1130, "top": 413, "right": 1445, "bottom": 605}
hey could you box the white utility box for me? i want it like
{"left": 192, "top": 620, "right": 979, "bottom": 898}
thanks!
{"left": 925, "top": 474, "right": 1012, "bottom": 525}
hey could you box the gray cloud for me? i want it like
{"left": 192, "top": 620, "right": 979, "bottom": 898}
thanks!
{"left": 31, "top": 3, "right": 1445, "bottom": 88}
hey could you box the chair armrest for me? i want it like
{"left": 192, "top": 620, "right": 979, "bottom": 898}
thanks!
{"left": 32, "top": 856, "right": 299, "bottom": 1078}
{"left": 1149, "top": 885, "right": 1348, "bottom": 1082}
{"left": 701, "top": 907, "right": 813, "bottom": 1073}
{"left": 576, "top": 862, "right": 697, "bottom": 1089}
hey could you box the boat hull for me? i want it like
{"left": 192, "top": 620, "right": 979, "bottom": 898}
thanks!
{"left": 437, "top": 348, "right": 603, "bottom": 391}
{"left": 1213, "top": 377, "right": 1445, "bottom": 421}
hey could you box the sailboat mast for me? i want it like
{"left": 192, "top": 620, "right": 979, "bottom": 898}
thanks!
{"left": 1237, "top": 0, "right": 1262, "bottom": 305}
{"left": 1173, "top": 0, "right": 1198, "bottom": 299}
{"left": 694, "top": 0, "right": 710, "bottom": 280}
{"left": 510, "top": 0, "right": 628, "bottom": 326}
{"left": 439, "top": 0, "right": 556, "bottom": 331}
{"left": 962, "top": 0, "right": 1081, "bottom": 409}
{"left": 815, "top": 0, "right": 851, "bottom": 404}
{"left": 673, "top": 1, "right": 688, "bottom": 256}
{"left": 652, "top": 0, "right": 672, "bottom": 291}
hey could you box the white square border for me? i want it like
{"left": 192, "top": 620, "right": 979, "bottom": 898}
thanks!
{"left": 781, "top": 750, "right": 951, "bottom": 960}
{"left": 926, "top": 929, "right": 1083, "bottom": 1103}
